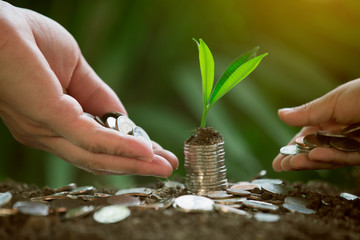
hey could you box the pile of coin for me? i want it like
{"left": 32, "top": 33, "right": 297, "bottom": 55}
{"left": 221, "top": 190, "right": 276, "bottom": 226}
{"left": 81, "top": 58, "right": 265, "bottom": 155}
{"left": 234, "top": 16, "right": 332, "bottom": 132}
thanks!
{"left": 1, "top": 177, "right": 360, "bottom": 224}
{"left": 280, "top": 123, "right": 360, "bottom": 155}
{"left": 85, "top": 111, "right": 152, "bottom": 147}
{"left": 184, "top": 142, "right": 228, "bottom": 195}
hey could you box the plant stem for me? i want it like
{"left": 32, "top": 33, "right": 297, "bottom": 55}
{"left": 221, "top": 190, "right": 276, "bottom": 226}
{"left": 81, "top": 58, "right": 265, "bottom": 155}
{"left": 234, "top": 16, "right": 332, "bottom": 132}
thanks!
{"left": 200, "top": 108, "right": 209, "bottom": 128}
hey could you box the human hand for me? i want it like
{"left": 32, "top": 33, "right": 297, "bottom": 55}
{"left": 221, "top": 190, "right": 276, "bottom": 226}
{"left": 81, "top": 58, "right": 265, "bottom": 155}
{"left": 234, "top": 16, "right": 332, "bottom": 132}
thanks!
{"left": 0, "top": 2, "right": 178, "bottom": 177}
{"left": 273, "top": 79, "right": 360, "bottom": 172}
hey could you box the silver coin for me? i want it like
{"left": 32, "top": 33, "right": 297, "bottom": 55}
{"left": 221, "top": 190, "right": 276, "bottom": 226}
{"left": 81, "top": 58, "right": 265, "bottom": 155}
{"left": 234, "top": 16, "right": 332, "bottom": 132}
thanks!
{"left": 105, "top": 116, "right": 117, "bottom": 129}
{"left": 251, "top": 178, "right": 283, "bottom": 187}
{"left": 65, "top": 205, "right": 95, "bottom": 219}
{"left": 163, "top": 181, "right": 185, "bottom": 189}
{"left": 230, "top": 182, "right": 258, "bottom": 191}
{"left": 254, "top": 213, "right": 280, "bottom": 222}
{"left": 0, "top": 191, "right": 12, "bottom": 208}
{"left": 13, "top": 201, "right": 49, "bottom": 216}
{"left": 214, "top": 197, "right": 247, "bottom": 205}
{"left": 138, "top": 196, "right": 174, "bottom": 210}
{"left": 101, "top": 111, "right": 124, "bottom": 122}
{"left": 116, "top": 116, "right": 136, "bottom": 135}
{"left": 115, "top": 187, "right": 152, "bottom": 197}
{"left": 261, "top": 183, "right": 293, "bottom": 195}
{"left": 243, "top": 200, "right": 279, "bottom": 211}
{"left": 174, "top": 195, "right": 214, "bottom": 212}
{"left": 93, "top": 205, "right": 131, "bottom": 224}
{"left": 206, "top": 191, "right": 233, "bottom": 199}
{"left": 340, "top": 192, "right": 359, "bottom": 200}
{"left": 226, "top": 189, "right": 251, "bottom": 196}
{"left": 283, "top": 203, "right": 314, "bottom": 214}
{"left": 280, "top": 145, "right": 298, "bottom": 155}
{"left": 214, "top": 204, "right": 251, "bottom": 217}
{"left": 107, "top": 195, "right": 141, "bottom": 206}
{"left": 283, "top": 196, "right": 314, "bottom": 214}
{"left": 69, "top": 186, "right": 96, "bottom": 195}
{"left": 133, "top": 126, "right": 152, "bottom": 147}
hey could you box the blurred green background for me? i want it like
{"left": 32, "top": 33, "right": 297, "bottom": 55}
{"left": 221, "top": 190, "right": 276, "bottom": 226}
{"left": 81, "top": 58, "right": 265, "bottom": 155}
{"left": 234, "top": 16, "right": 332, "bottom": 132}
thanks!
{"left": 1, "top": 0, "right": 360, "bottom": 190}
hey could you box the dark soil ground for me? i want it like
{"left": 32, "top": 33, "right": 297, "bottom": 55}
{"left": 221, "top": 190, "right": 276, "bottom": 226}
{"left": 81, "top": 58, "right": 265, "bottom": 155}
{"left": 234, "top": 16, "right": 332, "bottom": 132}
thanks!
{"left": 1, "top": 179, "right": 360, "bottom": 240}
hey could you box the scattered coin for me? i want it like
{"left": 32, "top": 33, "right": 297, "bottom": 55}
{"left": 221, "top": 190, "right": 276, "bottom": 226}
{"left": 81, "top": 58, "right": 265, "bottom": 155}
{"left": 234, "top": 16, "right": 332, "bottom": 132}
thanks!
{"left": 0, "top": 191, "right": 12, "bottom": 208}
{"left": 214, "top": 204, "right": 251, "bottom": 217}
{"left": 93, "top": 205, "right": 131, "bottom": 224}
{"left": 330, "top": 137, "right": 360, "bottom": 152}
{"left": 251, "top": 179, "right": 283, "bottom": 188}
{"left": 107, "top": 195, "right": 141, "bottom": 207}
{"left": 69, "top": 186, "right": 96, "bottom": 195}
{"left": 13, "top": 201, "right": 49, "bottom": 216}
{"left": 133, "top": 126, "right": 152, "bottom": 147}
{"left": 340, "top": 192, "right": 359, "bottom": 200}
{"left": 254, "top": 213, "right": 280, "bottom": 222}
{"left": 303, "top": 133, "right": 331, "bottom": 148}
{"left": 115, "top": 188, "right": 153, "bottom": 197}
{"left": 174, "top": 195, "right": 214, "bottom": 212}
{"left": 65, "top": 205, "right": 95, "bottom": 219}
{"left": 242, "top": 200, "right": 279, "bottom": 212}
{"left": 283, "top": 196, "right": 315, "bottom": 214}
{"left": 226, "top": 189, "right": 251, "bottom": 196}
{"left": 138, "top": 196, "right": 174, "bottom": 210}
{"left": 163, "top": 181, "right": 185, "bottom": 189}
{"left": 230, "top": 182, "right": 258, "bottom": 191}
{"left": 94, "top": 193, "right": 112, "bottom": 198}
{"left": 261, "top": 183, "right": 293, "bottom": 195}
{"left": 247, "top": 193, "right": 262, "bottom": 201}
{"left": 31, "top": 194, "right": 70, "bottom": 201}
{"left": 116, "top": 116, "right": 136, "bottom": 135}
{"left": 214, "top": 198, "right": 246, "bottom": 205}
{"left": 207, "top": 191, "right": 233, "bottom": 199}
{"left": 54, "top": 183, "right": 77, "bottom": 193}
{"left": 280, "top": 145, "right": 298, "bottom": 155}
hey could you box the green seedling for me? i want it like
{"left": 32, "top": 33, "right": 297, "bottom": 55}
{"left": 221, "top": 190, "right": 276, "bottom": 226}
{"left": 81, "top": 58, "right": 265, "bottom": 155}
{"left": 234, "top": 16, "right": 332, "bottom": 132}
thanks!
{"left": 193, "top": 38, "right": 268, "bottom": 128}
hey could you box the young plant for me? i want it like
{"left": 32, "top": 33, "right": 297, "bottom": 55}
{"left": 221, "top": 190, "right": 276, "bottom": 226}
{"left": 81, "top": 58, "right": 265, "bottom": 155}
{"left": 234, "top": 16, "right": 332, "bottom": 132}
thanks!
{"left": 193, "top": 38, "right": 268, "bottom": 128}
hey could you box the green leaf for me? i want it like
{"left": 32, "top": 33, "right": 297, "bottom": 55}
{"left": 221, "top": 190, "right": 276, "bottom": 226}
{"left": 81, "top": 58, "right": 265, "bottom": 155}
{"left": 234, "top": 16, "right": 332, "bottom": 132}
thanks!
{"left": 209, "top": 52, "right": 268, "bottom": 106}
{"left": 215, "top": 46, "right": 259, "bottom": 88}
{"left": 193, "top": 38, "right": 215, "bottom": 108}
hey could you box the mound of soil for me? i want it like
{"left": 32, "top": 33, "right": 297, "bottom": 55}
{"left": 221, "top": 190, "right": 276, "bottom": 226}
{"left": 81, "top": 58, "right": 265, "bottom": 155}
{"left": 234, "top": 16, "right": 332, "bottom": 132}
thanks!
{"left": 185, "top": 127, "right": 223, "bottom": 145}
{"left": 1, "top": 179, "right": 360, "bottom": 240}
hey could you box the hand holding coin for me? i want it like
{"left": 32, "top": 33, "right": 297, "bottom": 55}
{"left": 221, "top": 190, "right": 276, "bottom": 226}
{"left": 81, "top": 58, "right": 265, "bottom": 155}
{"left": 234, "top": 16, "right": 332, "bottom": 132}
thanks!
{"left": 0, "top": 2, "right": 178, "bottom": 177}
{"left": 273, "top": 79, "right": 360, "bottom": 172}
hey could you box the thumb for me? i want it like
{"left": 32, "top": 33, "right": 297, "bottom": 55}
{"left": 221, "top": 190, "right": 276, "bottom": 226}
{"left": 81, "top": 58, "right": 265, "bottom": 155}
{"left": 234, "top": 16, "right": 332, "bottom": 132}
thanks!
{"left": 278, "top": 92, "right": 336, "bottom": 127}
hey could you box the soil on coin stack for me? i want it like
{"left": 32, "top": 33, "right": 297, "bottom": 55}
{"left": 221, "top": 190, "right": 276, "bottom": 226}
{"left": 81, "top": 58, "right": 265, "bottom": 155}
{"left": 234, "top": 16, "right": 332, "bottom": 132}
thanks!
{"left": 185, "top": 127, "right": 223, "bottom": 145}
{"left": 1, "top": 179, "right": 360, "bottom": 240}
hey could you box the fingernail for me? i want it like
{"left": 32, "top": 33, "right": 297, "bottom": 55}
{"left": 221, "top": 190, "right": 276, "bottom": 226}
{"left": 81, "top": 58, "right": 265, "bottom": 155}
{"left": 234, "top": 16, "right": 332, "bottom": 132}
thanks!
{"left": 279, "top": 107, "right": 294, "bottom": 113}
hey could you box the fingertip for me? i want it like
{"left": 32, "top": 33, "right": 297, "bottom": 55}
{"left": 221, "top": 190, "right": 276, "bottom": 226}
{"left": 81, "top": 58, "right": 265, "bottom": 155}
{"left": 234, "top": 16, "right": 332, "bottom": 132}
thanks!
{"left": 154, "top": 149, "right": 179, "bottom": 170}
{"left": 272, "top": 154, "right": 283, "bottom": 172}
{"left": 151, "top": 155, "right": 173, "bottom": 178}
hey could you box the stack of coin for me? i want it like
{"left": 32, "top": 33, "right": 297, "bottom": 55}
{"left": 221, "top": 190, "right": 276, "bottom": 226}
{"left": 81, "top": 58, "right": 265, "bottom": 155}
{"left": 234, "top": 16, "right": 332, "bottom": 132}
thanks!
{"left": 85, "top": 111, "right": 152, "bottom": 147}
{"left": 184, "top": 142, "right": 228, "bottom": 195}
{"left": 280, "top": 123, "right": 360, "bottom": 156}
